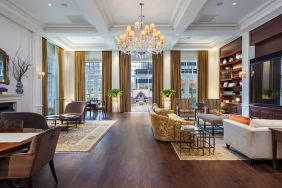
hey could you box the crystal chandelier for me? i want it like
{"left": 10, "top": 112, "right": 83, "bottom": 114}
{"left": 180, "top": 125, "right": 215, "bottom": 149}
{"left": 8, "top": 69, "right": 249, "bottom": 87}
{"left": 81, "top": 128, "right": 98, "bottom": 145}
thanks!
{"left": 117, "top": 3, "right": 166, "bottom": 58}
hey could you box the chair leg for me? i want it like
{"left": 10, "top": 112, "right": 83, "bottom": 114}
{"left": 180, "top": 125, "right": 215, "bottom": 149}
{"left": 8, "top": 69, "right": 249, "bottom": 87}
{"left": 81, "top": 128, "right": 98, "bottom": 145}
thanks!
{"left": 29, "top": 177, "right": 33, "bottom": 188}
{"left": 49, "top": 159, "right": 58, "bottom": 183}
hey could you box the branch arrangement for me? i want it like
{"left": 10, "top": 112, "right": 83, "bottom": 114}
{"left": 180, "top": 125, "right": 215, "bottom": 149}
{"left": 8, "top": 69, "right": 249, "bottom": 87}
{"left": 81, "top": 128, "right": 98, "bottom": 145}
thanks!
{"left": 11, "top": 50, "right": 31, "bottom": 82}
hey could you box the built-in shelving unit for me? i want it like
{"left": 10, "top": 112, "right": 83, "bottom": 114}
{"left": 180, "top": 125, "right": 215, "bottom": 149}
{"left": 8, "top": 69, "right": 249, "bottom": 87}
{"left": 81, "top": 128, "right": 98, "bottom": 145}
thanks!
{"left": 219, "top": 37, "right": 242, "bottom": 104}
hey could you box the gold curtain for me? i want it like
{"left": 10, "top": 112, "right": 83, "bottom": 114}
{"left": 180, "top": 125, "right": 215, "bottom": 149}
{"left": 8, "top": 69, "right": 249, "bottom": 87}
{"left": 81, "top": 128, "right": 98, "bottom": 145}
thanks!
{"left": 198, "top": 51, "right": 208, "bottom": 102}
{"left": 152, "top": 53, "right": 164, "bottom": 107}
{"left": 119, "top": 52, "right": 131, "bottom": 112}
{"left": 102, "top": 51, "right": 112, "bottom": 113}
{"left": 170, "top": 51, "right": 181, "bottom": 111}
{"left": 42, "top": 38, "right": 48, "bottom": 116}
{"left": 57, "top": 47, "right": 65, "bottom": 113}
{"left": 75, "top": 51, "right": 86, "bottom": 101}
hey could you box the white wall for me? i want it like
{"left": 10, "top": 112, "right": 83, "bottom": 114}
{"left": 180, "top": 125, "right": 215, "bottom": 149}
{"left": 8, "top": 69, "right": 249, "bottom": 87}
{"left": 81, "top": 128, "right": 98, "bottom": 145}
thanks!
{"left": 0, "top": 14, "right": 41, "bottom": 112}
{"left": 64, "top": 51, "right": 75, "bottom": 104}
{"left": 208, "top": 48, "right": 220, "bottom": 99}
{"left": 112, "top": 51, "right": 119, "bottom": 89}
{"left": 163, "top": 51, "right": 171, "bottom": 89}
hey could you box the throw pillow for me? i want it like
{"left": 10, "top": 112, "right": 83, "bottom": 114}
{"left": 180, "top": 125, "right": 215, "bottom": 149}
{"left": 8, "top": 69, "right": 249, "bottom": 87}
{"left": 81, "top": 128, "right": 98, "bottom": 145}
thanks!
{"left": 249, "top": 119, "right": 282, "bottom": 128}
{"left": 229, "top": 114, "right": 251, "bottom": 125}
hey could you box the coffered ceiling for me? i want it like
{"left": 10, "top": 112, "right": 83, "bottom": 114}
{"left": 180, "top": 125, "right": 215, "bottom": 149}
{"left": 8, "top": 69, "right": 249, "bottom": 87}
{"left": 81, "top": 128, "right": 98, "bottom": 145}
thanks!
{"left": 1, "top": 0, "right": 281, "bottom": 51}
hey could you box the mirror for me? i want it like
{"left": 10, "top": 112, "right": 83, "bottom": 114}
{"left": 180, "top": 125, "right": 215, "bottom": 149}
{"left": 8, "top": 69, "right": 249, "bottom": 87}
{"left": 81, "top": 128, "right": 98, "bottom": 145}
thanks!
{"left": 0, "top": 48, "right": 10, "bottom": 85}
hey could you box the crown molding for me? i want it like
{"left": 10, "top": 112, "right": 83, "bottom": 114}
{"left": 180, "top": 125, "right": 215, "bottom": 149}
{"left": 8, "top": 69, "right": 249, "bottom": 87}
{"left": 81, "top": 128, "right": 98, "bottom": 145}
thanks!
{"left": 173, "top": 43, "right": 211, "bottom": 50}
{"left": 44, "top": 24, "right": 97, "bottom": 33}
{"left": 170, "top": 0, "right": 192, "bottom": 29}
{"left": 94, "top": 0, "right": 113, "bottom": 26}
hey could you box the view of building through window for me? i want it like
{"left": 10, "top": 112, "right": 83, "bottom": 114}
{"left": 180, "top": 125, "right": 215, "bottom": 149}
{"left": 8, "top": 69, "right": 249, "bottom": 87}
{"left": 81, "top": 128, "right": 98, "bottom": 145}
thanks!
{"left": 131, "top": 56, "right": 152, "bottom": 112}
{"left": 181, "top": 52, "right": 198, "bottom": 104}
{"left": 85, "top": 61, "right": 102, "bottom": 101}
{"left": 47, "top": 43, "right": 59, "bottom": 115}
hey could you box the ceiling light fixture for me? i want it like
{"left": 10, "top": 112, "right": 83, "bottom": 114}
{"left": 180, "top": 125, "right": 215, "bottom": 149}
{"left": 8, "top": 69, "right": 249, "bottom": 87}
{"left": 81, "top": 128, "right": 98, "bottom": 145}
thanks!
{"left": 117, "top": 3, "right": 165, "bottom": 58}
{"left": 47, "top": 3, "right": 52, "bottom": 7}
{"left": 232, "top": 2, "right": 237, "bottom": 5}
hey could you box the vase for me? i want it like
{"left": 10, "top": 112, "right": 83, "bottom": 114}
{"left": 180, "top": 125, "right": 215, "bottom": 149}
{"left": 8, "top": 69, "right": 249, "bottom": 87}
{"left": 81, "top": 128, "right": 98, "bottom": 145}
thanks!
{"left": 112, "top": 97, "right": 120, "bottom": 112}
{"left": 16, "top": 81, "right": 24, "bottom": 94}
{"left": 163, "top": 97, "right": 171, "bottom": 109}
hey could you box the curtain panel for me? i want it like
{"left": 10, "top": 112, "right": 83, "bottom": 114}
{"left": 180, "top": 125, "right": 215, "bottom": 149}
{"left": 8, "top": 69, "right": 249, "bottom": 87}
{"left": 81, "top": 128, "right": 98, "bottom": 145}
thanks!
{"left": 152, "top": 53, "right": 164, "bottom": 107}
{"left": 102, "top": 51, "right": 112, "bottom": 113}
{"left": 119, "top": 52, "right": 131, "bottom": 112}
{"left": 42, "top": 38, "right": 48, "bottom": 116}
{"left": 170, "top": 51, "right": 181, "bottom": 111}
{"left": 75, "top": 51, "right": 86, "bottom": 101}
{"left": 57, "top": 47, "right": 65, "bottom": 114}
{"left": 198, "top": 51, "right": 208, "bottom": 102}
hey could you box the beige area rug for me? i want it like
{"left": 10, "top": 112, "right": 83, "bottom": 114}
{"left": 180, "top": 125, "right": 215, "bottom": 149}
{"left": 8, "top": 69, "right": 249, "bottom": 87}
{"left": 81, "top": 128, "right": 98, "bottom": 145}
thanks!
{"left": 51, "top": 120, "right": 116, "bottom": 152}
{"left": 171, "top": 136, "right": 247, "bottom": 160}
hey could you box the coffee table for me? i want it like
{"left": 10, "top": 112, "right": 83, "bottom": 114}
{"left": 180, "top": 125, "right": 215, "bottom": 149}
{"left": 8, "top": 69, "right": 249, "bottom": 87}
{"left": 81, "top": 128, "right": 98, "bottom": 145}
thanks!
{"left": 46, "top": 114, "right": 80, "bottom": 133}
{"left": 197, "top": 113, "right": 229, "bottom": 135}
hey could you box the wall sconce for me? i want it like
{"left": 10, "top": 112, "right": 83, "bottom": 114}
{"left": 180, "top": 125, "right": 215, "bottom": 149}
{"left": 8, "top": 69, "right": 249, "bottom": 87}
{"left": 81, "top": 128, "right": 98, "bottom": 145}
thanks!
{"left": 239, "top": 71, "right": 247, "bottom": 78}
{"left": 37, "top": 71, "right": 45, "bottom": 79}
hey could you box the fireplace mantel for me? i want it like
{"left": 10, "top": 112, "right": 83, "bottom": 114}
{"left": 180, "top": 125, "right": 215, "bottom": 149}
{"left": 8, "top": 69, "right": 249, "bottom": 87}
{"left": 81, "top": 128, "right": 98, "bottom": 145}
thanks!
{"left": 0, "top": 94, "right": 23, "bottom": 112}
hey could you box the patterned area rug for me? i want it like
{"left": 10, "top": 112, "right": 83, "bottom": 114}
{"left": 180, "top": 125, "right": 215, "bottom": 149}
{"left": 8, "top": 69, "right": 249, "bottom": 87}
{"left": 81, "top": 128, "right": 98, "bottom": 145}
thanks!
{"left": 171, "top": 136, "right": 247, "bottom": 160}
{"left": 53, "top": 120, "right": 116, "bottom": 152}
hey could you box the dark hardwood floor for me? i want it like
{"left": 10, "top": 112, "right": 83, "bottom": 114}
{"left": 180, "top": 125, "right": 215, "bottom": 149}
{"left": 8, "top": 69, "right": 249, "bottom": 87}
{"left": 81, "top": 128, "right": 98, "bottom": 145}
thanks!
{"left": 2, "top": 112, "right": 282, "bottom": 188}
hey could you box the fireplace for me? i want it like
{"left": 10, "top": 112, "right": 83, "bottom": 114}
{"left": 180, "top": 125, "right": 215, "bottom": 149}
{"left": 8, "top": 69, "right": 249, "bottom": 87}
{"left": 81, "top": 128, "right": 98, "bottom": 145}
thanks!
{"left": 0, "top": 102, "right": 15, "bottom": 117}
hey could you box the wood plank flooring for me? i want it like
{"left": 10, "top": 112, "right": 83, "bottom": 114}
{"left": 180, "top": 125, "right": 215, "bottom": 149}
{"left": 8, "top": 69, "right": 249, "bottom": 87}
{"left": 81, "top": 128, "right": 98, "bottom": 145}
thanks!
{"left": 2, "top": 112, "right": 282, "bottom": 188}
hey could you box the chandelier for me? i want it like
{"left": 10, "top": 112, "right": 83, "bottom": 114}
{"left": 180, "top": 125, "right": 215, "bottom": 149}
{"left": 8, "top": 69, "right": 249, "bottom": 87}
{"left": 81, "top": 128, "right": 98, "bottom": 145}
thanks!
{"left": 117, "top": 3, "right": 166, "bottom": 58}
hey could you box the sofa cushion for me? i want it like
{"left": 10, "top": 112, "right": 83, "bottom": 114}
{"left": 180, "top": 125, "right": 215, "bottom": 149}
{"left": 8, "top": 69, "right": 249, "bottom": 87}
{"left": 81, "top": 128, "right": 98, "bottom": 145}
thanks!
{"left": 250, "top": 119, "right": 282, "bottom": 128}
{"left": 229, "top": 114, "right": 251, "bottom": 125}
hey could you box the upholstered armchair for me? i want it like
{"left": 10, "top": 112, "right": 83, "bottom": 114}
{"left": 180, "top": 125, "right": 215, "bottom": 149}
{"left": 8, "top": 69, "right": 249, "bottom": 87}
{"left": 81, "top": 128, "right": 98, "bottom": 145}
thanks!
{"left": 0, "top": 127, "right": 61, "bottom": 187}
{"left": 175, "top": 99, "right": 195, "bottom": 119}
{"left": 149, "top": 108, "right": 194, "bottom": 141}
{"left": 64, "top": 101, "right": 87, "bottom": 123}
{"left": 1, "top": 112, "right": 49, "bottom": 130}
{"left": 152, "top": 103, "right": 174, "bottom": 117}
{"left": 204, "top": 99, "right": 221, "bottom": 114}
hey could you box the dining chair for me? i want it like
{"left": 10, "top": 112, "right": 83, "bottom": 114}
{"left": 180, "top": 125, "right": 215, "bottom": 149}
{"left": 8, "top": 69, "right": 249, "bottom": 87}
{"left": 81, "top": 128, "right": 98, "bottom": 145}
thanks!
{"left": 1, "top": 112, "right": 49, "bottom": 130}
{"left": 0, "top": 126, "right": 61, "bottom": 188}
{"left": 0, "top": 119, "right": 23, "bottom": 133}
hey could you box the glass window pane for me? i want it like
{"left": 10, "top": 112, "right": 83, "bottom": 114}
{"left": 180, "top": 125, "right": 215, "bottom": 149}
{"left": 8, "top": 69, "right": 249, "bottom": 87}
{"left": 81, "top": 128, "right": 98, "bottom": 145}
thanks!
{"left": 85, "top": 60, "right": 102, "bottom": 100}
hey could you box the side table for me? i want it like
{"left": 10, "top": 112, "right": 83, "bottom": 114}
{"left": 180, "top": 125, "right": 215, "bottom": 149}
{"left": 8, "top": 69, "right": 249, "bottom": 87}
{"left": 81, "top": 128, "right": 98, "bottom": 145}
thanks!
{"left": 269, "top": 128, "right": 282, "bottom": 171}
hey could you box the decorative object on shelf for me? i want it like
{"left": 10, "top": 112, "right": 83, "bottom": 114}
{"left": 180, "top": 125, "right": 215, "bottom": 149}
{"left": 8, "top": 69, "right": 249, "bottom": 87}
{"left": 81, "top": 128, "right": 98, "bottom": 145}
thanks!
{"left": 107, "top": 89, "right": 122, "bottom": 112}
{"left": 229, "top": 57, "right": 234, "bottom": 62}
{"left": 0, "top": 87, "right": 8, "bottom": 94}
{"left": 239, "top": 81, "right": 242, "bottom": 86}
{"left": 0, "top": 49, "right": 10, "bottom": 85}
{"left": 223, "top": 82, "right": 228, "bottom": 88}
{"left": 160, "top": 89, "right": 175, "bottom": 109}
{"left": 11, "top": 51, "right": 31, "bottom": 94}
{"left": 223, "top": 59, "right": 227, "bottom": 64}
{"left": 235, "top": 97, "right": 240, "bottom": 103}
{"left": 117, "top": 3, "right": 165, "bottom": 58}
{"left": 228, "top": 83, "right": 236, "bottom": 88}
{"left": 239, "top": 71, "right": 247, "bottom": 78}
{"left": 235, "top": 53, "right": 242, "bottom": 59}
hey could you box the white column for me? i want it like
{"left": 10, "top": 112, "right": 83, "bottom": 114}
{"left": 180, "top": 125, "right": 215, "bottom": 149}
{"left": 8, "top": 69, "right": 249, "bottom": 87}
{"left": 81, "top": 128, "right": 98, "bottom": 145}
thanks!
{"left": 64, "top": 51, "right": 75, "bottom": 104}
{"left": 208, "top": 48, "right": 220, "bottom": 99}
{"left": 112, "top": 51, "right": 120, "bottom": 89}
{"left": 242, "top": 32, "right": 255, "bottom": 117}
{"left": 163, "top": 51, "right": 171, "bottom": 89}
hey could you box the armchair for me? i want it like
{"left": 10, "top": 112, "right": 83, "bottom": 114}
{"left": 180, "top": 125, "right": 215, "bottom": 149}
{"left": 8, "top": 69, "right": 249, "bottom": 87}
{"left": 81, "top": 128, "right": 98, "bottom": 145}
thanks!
{"left": 0, "top": 127, "right": 61, "bottom": 187}
{"left": 175, "top": 99, "right": 195, "bottom": 119}
{"left": 64, "top": 101, "right": 87, "bottom": 123}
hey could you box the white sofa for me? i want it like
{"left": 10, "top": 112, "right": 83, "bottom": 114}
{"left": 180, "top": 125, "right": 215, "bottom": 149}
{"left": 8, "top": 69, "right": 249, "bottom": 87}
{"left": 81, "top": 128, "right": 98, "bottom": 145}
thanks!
{"left": 223, "top": 119, "right": 282, "bottom": 159}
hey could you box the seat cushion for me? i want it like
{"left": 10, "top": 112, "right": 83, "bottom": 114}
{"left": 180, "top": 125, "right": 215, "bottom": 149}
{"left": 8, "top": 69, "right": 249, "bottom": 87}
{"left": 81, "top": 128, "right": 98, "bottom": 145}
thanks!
{"left": 250, "top": 119, "right": 282, "bottom": 128}
{"left": 229, "top": 114, "right": 251, "bottom": 125}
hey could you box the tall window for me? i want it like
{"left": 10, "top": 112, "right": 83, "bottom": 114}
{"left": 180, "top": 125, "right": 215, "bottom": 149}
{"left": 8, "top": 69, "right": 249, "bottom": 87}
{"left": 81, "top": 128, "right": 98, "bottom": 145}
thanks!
{"left": 181, "top": 52, "right": 198, "bottom": 103}
{"left": 131, "top": 57, "right": 152, "bottom": 112}
{"left": 47, "top": 43, "right": 59, "bottom": 115}
{"left": 85, "top": 60, "right": 102, "bottom": 101}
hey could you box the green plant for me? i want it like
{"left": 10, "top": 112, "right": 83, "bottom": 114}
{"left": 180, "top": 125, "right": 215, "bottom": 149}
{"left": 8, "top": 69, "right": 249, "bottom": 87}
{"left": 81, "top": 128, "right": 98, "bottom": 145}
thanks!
{"left": 107, "top": 89, "right": 122, "bottom": 97}
{"left": 160, "top": 89, "right": 175, "bottom": 97}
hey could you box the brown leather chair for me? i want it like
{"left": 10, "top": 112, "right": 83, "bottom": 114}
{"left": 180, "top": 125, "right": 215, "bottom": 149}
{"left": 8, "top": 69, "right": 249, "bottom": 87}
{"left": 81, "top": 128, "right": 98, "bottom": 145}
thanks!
{"left": 204, "top": 99, "right": 221, "bottom": 114}
{"left": 0, "top": 119, "right": 23, "bottom": 133}
{"left": 175, "top": 99, "right": 195, "bottom": 119}
{"left": 64, "top": 101, "right": 87, "bottom": 123}
{"left": 0, "top": 126, "right": 61, "bottom": 187}
{"left": 1, "top": 112, "right": 49, "bottom": 130}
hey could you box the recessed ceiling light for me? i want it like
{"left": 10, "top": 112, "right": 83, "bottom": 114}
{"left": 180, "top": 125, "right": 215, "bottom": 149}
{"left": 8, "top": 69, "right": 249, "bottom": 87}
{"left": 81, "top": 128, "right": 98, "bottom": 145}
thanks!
{"left": 217, "top": 2, "right": 223, "bottom": 6}
{"left": 61, "top": 3, "right": 68, "bottom": 7}
{"left": 48, "top": 3, "right": 52, "bottom": 7}
{"left": 232, "top": 2, "right": 237, "bottom": 5}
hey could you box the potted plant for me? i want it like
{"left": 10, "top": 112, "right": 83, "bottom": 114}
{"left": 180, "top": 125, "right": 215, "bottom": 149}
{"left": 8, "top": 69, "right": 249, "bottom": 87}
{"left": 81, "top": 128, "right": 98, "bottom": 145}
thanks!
{"left": 160, "top": 89, "right": 175, "bottom": 109}
{"left": 10, "top": 51, "right": 31, "bottom": 94}
{"left": 107, "top": 89, "right": 122, "bottom": 112}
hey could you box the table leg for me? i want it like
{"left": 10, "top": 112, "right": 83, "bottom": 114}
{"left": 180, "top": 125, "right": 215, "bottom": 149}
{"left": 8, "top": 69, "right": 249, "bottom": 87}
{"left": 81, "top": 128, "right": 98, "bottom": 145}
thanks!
{"left": 66, "top": 121, "right": 69, "bottom": 134}
{"left": 212, "top": 126, "right": 215, "bottom": 136}
{"left": 272, "top": 132, "right": 277, "bottom": 171}
{"left": 54, "top": 120, "right": 57, "bottom": 127}
{"left": 204, "top": 121, "right": 206, "bottom": 130}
